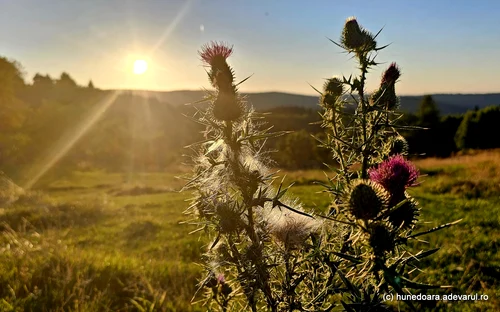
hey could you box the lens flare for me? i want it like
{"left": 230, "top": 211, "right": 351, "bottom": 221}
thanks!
{"left": 23, "top": 91, "right": 121, "bottom": 189}
{"left": 133, "top": 59, "right": 148, "bottom": 75}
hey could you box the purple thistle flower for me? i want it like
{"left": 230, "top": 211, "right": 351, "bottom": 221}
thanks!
{"left": 199, "top": 41, "right": 233, "bottom": 66}
{"left": 369, "top": 155, "right": 419, "bottom": 198}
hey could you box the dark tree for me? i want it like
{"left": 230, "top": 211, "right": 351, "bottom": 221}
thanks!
{"left": 417, "top": 95, "right": 440, "bottom": 127}
{"left": 33, "top": 73, "right": 54, "bottom": 88}
{"left": 57, "top": 72, "right": 78, "bottom": 88}
{"left": 455, "top": 105, "right": 500, "bottom": 150}
{"left": 412, "top": 95, "right": 442, "bottom": 156}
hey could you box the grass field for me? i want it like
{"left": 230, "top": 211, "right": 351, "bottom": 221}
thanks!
{"left": 0, "top": 150, "right": 499, "bottom": 311}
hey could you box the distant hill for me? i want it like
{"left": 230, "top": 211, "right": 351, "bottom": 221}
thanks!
{"left": 122, "top": 90, "right": 500, "bottom": 115}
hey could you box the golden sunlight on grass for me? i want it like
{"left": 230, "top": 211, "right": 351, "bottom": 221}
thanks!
{"left": 413, "top": 148, "right": 500, "bottom": 178}
{"left": 133, "top": 59, "right": 148, "bottom": 75}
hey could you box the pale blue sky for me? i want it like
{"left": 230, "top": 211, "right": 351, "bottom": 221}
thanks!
{"left": 1, "top": 0, "right": 499, "bottom": 95}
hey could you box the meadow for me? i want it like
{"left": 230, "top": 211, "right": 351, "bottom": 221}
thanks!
{"left": 0, "top": 149, "right": 499, "bottom": 311}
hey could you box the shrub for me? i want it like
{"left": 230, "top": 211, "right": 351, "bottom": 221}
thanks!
{"left": 455, "top": 105, "right": 500, "bottom": 150}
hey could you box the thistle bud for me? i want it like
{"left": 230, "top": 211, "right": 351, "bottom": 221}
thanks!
{"left": 199, "top": 41, "right": 236, "bottom": 95}
{"left": 388, "top": 195, "right": 420, "bottom": 230}
{"left": 210, "top": 241, "right": 233, "bottom": 263}
{"left": 340, "top": 17, "right": 377, "bottom": 53}
{"left": 344, "top": 179, "right": 390, "bottom": 220}
{"left": 381, "top": 63, "right": 401, "bottom": 86}
{"left": 370, "top": 63, "right": 401, "bottom": 110}
{"left": 323, "top": 77, "right": 344, "bottom": 97}
{"left": 369, "top": 84, "right": 399, "bottom": 110}
{"left": 341, "top": 17, "right": 365, "bottom": 51}
{"left": 386, "top": 135, "right": 409, "bottom": 157}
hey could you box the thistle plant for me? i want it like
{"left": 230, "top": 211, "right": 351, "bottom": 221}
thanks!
{"left": 184, "top": 18, "right": 460, "bottom": 312}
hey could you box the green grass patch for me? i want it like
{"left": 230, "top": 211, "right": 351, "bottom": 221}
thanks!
{"left": 0, "top": 153, "right": 499, "bottom": 310}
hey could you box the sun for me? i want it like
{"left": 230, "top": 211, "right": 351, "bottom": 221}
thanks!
{"left": 133, "top": 59, "right": 148, "bottom": 75}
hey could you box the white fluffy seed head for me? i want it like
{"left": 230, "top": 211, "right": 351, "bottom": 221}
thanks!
{"left": 260, "top": 202, "right": 322, "bottom": 249}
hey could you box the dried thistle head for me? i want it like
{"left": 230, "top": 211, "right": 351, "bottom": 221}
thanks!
{"left": 344, "top": 179, "right": 390, "bottom": 221}
{"left": 193, "top": 194, "right": 218, "bottom": 220}
{"left": 369, "top": 155, "right": 420, "bottom": 198}
{"left": 265, "top": 208, "right": 321, "bottom": 249}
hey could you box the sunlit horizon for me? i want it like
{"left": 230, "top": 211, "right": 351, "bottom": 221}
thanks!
{"left": 2, "top": 0, "right": 500, "bottom": 96}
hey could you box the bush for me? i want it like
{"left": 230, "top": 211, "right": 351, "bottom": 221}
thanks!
{"left": 455, "top": 105, "right": 500, "bottom": 150}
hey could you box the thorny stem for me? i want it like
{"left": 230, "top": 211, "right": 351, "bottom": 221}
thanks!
{"left": 365, "top": 109, "right": 385, "bottom": 146}
{"left": 224, "top": 119, "right": 277, "bottom": 312}
{"left": 330, "top": 111, "right": 350, "bottom": 182}
{"left": 358, "top": 54, "right": 370, "bottom": 179}
{"left": 284, "top": 249, "right": 295, "bottom": 311}
{"left": 224, "top": 120, "right": 233, "bottom": 142}
{"left": 228, "top": 236, "right": 258, "bottom": 312}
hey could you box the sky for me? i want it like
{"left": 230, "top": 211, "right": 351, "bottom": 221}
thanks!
{"left": 1, "top": 0, "right": 499, "bottom": 96}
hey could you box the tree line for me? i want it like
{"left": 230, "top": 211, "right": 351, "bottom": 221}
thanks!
{"left": 0, "top": 57, "right": 202, "bottom": 186}
{"left": 267, "top": 95, "right": 500, "bottom": 169}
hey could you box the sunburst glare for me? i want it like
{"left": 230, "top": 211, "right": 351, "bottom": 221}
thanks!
{"left": 23, "top": 91, "right": 121, "bottom": 189}
{"left": 133, "top": 59, "right": 148, "bottom": 75}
